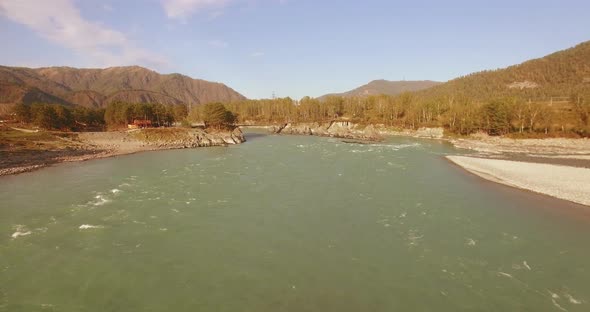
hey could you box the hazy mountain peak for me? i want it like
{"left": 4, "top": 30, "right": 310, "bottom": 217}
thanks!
{"left": 320, "top": 80, "right": 442, "bottom": 99}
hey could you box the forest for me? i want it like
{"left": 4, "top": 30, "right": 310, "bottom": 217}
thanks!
{"left": 203, "top": 90, "right": 590, "bottom": 137}
{"left": 12, "top": 102, "right": 188, "bottom": 130}
{"left": 10, "top": 90, "right": 590, "bottom": 137}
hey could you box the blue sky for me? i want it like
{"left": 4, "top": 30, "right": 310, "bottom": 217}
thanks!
{"left": 0, "top": 0, "right": 589, "bottom": 99}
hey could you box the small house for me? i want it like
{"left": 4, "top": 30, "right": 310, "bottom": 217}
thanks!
{"left": 128, "top": 119, "right": 152, "bottom": 129}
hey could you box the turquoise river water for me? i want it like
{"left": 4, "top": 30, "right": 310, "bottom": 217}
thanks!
{"left": 1, "top": 130, "right": 589, "bottom": 311}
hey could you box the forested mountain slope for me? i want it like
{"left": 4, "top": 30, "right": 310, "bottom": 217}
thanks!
{"left": 321, "top": 80, "right": 441, "bottom": 99}
{"left": 419, "top": 41, "right": 590, "bottom": 101}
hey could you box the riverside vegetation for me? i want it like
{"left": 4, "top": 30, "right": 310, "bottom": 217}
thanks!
{"left": 1, "top": 102, "right": 243, "bottom": 175}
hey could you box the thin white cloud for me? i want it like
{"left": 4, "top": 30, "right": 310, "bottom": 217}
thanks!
{"left": 250, "top": 51, "right": 265, "bottom": 57}
{"left": 0, "top": 0, "right": 167, "bottom": 68}
{"left": 208, "top": 40, "right": 229, "bottom": 48}
{"left": 162, "top": 0, "right": 231, "bottom": 20}
{"left": 162, "top": 0, "right": 289, "bottom": 21}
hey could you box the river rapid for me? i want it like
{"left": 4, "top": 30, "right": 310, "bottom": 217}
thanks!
{"left": 1, "top": 130, "right": 588, "bottom": 311}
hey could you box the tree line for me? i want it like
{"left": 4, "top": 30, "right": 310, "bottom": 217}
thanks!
{"left": 189, "top": 102, "right": 237, "bottom": 130}
{"left": 11, "top": 91, "right": 590, "bottom": 137}
{"left": 210, "top": 91, "right": 590, "bottom": 137}
{"left": 104, "top": 102, "right": 188, "bottom": 127}
{"left": 13, "top": 103, "right": 105, "bottom": 130}
{"left": 12, "top": 102, "right": 189, "bottom": 130}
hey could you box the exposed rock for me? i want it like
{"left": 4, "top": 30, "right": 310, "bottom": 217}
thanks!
{"left": 507, "top": 81, "right": 539, "bottom": 89}
{"left": 0, "top": 164, "right": 46, "bottom": 176}
{"left": 271, "top": 121, "right": 382, "bottom": 141}
{"left": 134, "top": 128, "right": 246, "bottom": 148}
{"left": 268, "top": 124, "right": 287, "bottom": 133}
{"left": 414, "top": 127, "right": 444, "bottom": 139}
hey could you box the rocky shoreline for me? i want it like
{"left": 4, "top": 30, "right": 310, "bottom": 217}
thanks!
{"left": 265, "top": 122, "right": 590, "bottom": 159}
{"left": 0, "top": 127, "right": 245, "bottom": 177}
{"left": 267, "top": 121, "right": 444, "bottom": 141}
{"left": 269, "top": 121, "right": 381, "bottom": 141}
{"left": 268, "top": 121, "right": 445, "bottom": 141}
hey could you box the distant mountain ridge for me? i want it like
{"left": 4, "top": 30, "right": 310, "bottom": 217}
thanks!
{"left": 0, "top": 65, "right": 246, "bottom": 109}
{"left": 320, "top": 80, "right": 442, "bottom": 99}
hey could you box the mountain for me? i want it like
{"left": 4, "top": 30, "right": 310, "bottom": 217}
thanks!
{"left": 0, "top": 65, "right": 246, "bottom": 110}
{"left": 317, "top": 41, "right": 590, "bottom": 102}
{"left": 418, "top": 41, "right": 590, "bottom": 100}
{"left": 320, "top": 80, "right": 442, "bottom": 99}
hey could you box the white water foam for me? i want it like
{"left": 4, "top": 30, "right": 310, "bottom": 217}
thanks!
{"left": 92, "top": 194, "right": 111, "bottom": 206}
{"left": 407, "top": 229, "right": 423, "bottom": 246}
{"left": 348, "top": 142, "right": 421, "bottom": 154}
{"left": 11, "top": 231, "right": 31, "bottom": 239}
{"left": 11, "top": 225, "right": 32, "bottom": 239}
{"left": 552, "top": 298, "right": 568, "bottom": 312}
{"left": 523, "top": 261, "right": 532, "bottom": 271}
{"left": 376, "top": 218, "right": 391, "bottom": 228}
{"left": 79, "top": 224, "right": 103, "bottom": 230}
{"left": 498, "top": 272, "right": 513, "bottom": 278}
{"left": 565, "top": 293, "right": 582, "bottom": 304}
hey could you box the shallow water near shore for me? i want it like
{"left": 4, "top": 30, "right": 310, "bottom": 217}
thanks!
{"left": 1, "top": 130, "right": 589, "bottom": 311}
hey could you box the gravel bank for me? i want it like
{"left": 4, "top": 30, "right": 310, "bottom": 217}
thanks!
{"left": 451, "top": 137, "right": 590, "bottom": 156}
{"left": 1, "top": 128, "right": 245, "bottom": 177}
{"left": 447, "top": 155, "right": 590, "bottom": 207}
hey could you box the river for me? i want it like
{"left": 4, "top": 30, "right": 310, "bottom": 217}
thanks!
{"left": 1, "top": 130, "right": 588, "bottom": 311}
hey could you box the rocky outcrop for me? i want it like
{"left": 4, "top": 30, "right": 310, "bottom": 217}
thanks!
{"left": 508, "top": 81, "right": 539, "bottom": 90}
{"left": 367, "top": 126, "right": 445, "bottom": 139}
{"left": 271, "top": 121, "right": 382, "bottom": 141}
{"left": 132, "top": 127, "right": 245, "bottom": 148}
{"left": 413, "top": 127, "right": 444, "bottom": 139}
{"left": 271, "top": 122, "right": 446, "bottom": 140}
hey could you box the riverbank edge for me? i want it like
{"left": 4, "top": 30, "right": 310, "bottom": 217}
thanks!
{"left": 4, "top": 124, "right": 590, "bottom": 177}
{"left": 252, "top": 122, "right": 590, "bottom": 157}
{"left": 0, "top": 128, "right": 246, "bottom": 177}
{"left": 446, "top": 155, "right": 590, "bottom": 207}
